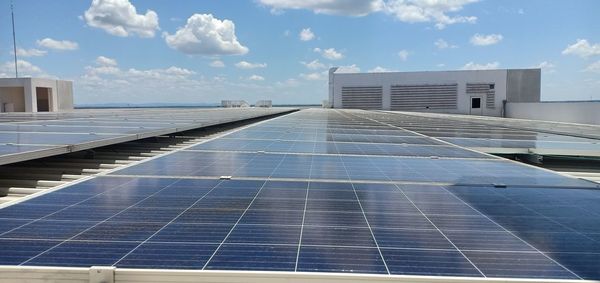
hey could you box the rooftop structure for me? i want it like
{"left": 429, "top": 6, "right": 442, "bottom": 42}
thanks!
{"left": 255, "top": 100, "right": 272, "bottom": 108}
{"left": 328, "top": 68, "right": 540, "bottom": 117}
{"left": 0, "top": 108, "right": 599, "bottom": 282}
{"left": 0, "top": 78, "right": 74, "bottom": 113}
{"left": 221, "top": 100, "right": 250, "bottom": 108}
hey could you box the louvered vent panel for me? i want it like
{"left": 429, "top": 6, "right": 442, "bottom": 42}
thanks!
{"left": 390, "top": 84, "right": 457, "bottom": 110}
{"left": 467, "top": 83, "right": 496, "bottom": 109}
{"left": 341, "top": 86, "right": 383, "bottom": 109}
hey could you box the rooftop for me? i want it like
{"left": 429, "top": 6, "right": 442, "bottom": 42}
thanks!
{"left": 0, "top": 108, "right": 599, "bottom": 282}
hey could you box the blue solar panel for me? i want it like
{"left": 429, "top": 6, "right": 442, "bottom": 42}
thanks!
{"left": 0, "top": 176, "right": 598, "bottom": 279}
{"left": 1, "top": 109, "right": 599, "bottom": 280}
{"left": 297, "top": 246, "right": 387, "bottom": 274}
{"left": 117, "top": 242, "right": 218, "bottom": 269}
{"left": 111, "top": 151, "right": 595, "bottom": 188}
{"left": 381, "top": 248, "right": 481, "bottom": 276}
{"left": 205, "top": 244, "right": 297, "bottom": 271}
{"left": 0, "top": 108, "right": 293, "bottom": 164}
{"left": 0, "top": 144, "right": 56, "bottom": 156}
{"left": 190, "top": 139, "right": 485, "bottom": 158}
{"left": 0, "top": 132, "right": 126, "bottom": 145}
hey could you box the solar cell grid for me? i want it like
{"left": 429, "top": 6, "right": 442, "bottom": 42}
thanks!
{"left": 1, "top": 109, "right": 599, "bottom": 280}
{"left": 1, "top": 176, "right": 599, "bottom": 278}
{"left": 367, "top": 111, "right": 600, "bottom": 154}
{"left": 0, "top": 108, "right": 293, "bottom": 165}
{"left": 111, "top": 150, "right": 594, "bottom": 187}
{"left": 190, "top": 139, "right": 486, "bottom": 158}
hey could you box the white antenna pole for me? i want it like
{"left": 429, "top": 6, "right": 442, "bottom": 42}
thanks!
{"left": 11, "top": 0, "right": 18, "bottom": 78}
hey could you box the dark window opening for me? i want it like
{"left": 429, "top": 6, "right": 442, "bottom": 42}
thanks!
{"left": 489, "top": 84, "right": 495, "bottom": 90}
{"left": 471, "top": 97, "right": 481, "bottom": 109}
{"left": 36, "top": 87, "right": 50, "bottom": 112}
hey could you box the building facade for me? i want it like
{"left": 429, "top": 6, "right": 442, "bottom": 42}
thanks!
{"left": 255, "top": 100, "right": 272, "bottom": 107}
{"left": 0, "top": 78, "right": 74, "bottom": 112}
{"left": 328, "top": 68, "right": 540, "bottom": 116}
{"left": 221, "top": 100, "right": 250, "bottom": 108}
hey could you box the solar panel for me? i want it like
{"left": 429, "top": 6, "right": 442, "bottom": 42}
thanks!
{"left": 1, "top": 176, "right": 598, "bottom": 278}
{"left": 0, "top": 109, "right": 599, "bottom": 280}
{"left": 0, "top": 108, "right": 293, "bottom": 165}
{"left": 371, "top": 111, "right": 600, "bottom": 156}
{"left": 0, "top": 144, "right": 58, "bottom": 156}
{"left": 189, "top": 139, "right": 487, "bottom": 158}
{"left": 111, "top": 151, "right": 594, "bottom": 187}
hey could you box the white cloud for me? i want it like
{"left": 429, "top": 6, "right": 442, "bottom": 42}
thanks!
{"left": 336, "top": 64, "right": 360, "bottom": 73}
{"left": 36, "top": 38, "right": 79, "bottom": 50}
{"left": 247, "top": 75, "right": 265, "bottom": 81}
{"left": 15, "top": 48, "right": 47, "bottom": 57}
{"left": 562, "top": 39, "right": 600, "bottom": 58}
{"left": 385, "top": 0, "right": 478, "bottom": 29}
{"left": 0, "top": 60, "right": 49, "bottom": 78}
{"left": 314, "top": 47, "right": 343, "bottom": 60}
{"left": 299, "top": 28, "right": 315, "bottom": 41}
{"left": 164, "top": 14, "right": 248, "bottom": 55}
{"left": 300, "top": 71, "right": 327, "bottom": 81}
{"left": 235, "top": 61, "right": 267, "bottom": 69}
{"left": 96, "top": 56, "right": 118, "bottom": 66}
{"left": 461, "top": 61, "right": 500, "bottom": 70}
{"left": 299, "top": 66, "right": 356, "bottom": 80}
{"left": 533, "top": 61, "right": 556, "bottom": 73}
{"left": 368, "top": 66, "right": 396, "bottom": 72}
{"left": 258, "top": 0, "right": 384, "bottom": 16}
{"left": 470, "top": 33, "right": 503, "bottom": 46}
{"left": 164, "top": 66, "right": 196, "bottom": 76}
{"left": 77, "top": 64, "right": 317, "bottom": 106}
{"left": 85, "top": 56, "right": 120, "bottom": 75}
{"left": 87, "top": 65, "right": 120, "bottom": 75}
{"left": 76, "top": 71, "right": 313, "bottom": 106}
{"left": 209, "top": 60, "right": 225, "bottom": 68}
{"left": 84, "top": 57, "right": 195, "bottom": 80}
{"left": 397, "top": 50, "right": 409, "bottom": 61}
{"left": 584, "top": 60, "right": 600, "bottom": 73}
{"left": 126, "top": 67, "right": 196, "bottom": 79}
{"left": 83, "top": 0, "right": 159, "bottom": 38}
{"left": 275, "top": 78, "right": 300, "bottom": 87}
{"left": 259, "top": 0, "right": 477, "bottom": 29}
{"left": 283, "top": 30, "right": 291, "bottom": 36}
{"left": 301, "top": 59, "right": 326, "bottom": 70}
{"left": 434, "top": 38, "right": 457, "bottom": 49}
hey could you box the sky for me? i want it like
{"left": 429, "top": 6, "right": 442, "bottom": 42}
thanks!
{"left": 0, "top": 0, "right": 599, "bottom": 105}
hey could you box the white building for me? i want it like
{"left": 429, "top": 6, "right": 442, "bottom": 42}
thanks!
{"left": 255, "top": 100, "right": 272, "bottom": 108}
{"left": 328, "top": 68, "right": 540, "bottom": 116}
{"left": 0, "top": 78, "right": 74, "bottom": 112}
{"left": 221, "top": 100, "right": 250, "bottom": 108}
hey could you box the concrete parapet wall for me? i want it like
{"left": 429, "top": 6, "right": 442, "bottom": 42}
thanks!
{"left": 506, "top": 101, "right": 600, "bottom": 125}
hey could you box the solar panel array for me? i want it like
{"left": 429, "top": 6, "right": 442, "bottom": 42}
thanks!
{"left": 0, "top": 108, "right": 293, "bottom": 165}
{"left": 0, "top": 109, "right": 599, "bottom": 280}
{"left": 373, "top": 111, "right": 600, "bottom": 156}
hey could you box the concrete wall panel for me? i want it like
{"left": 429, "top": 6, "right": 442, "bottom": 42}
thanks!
{"left": 506, "top": 102, "right": 600, "bottom": 125}
{"left": 56, "top": 80, "right": 74, "bottom": 111}
{"left": 0, "top": 87, "right": 26, "bottom": 112}
{"left": 506, "top": 69, "right": 541, "bottom": 102}
{"left": 331, "top": 69, "right": 513, "bottom": 116}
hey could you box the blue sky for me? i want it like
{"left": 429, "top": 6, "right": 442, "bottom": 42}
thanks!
{"left": 0, "top": 0, "right": 599, "bottom": 105}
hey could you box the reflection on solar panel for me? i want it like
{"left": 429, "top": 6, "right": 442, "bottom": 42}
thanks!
{"left": 0, "top": 109, "right": 599, "bottom": 281}
{"left": 0, "top": 108, "right": 293, "bottom": 165}
{"left": 373, "top": 111, "right": 600, "bottom": 156}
